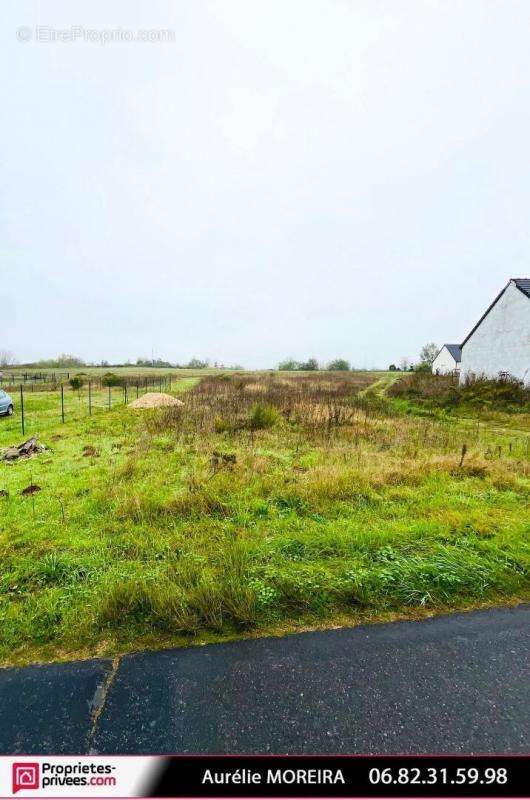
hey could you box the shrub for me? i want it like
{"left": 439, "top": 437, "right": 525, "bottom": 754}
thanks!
{"left": 69, "top": 376, "right": 84, "bottom": 391}
{"left": 102, "top": 372, "right": 124, "bottom": 387}
{"left": 388, "top": 373, "right": 530, "bottom": 411}
{"left": 248, "top": 402, "right": 280, "bottom": 430}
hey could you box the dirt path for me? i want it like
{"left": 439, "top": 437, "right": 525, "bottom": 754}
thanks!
{"left": 358, "top": 373, "right": 399, "bottom": 399}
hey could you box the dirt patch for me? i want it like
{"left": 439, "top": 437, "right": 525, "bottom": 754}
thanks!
{"left": 128, "top": 393, "right": 184, "bottom": 410}
{"left": 21, "top": 484, "right": 41, "bottom": 496}
{"left": 82, "top": 446, "right": 99, "bottom": 457}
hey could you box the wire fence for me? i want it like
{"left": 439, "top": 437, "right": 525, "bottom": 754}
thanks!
{"left": 0, "top": 370, "right": 71, "bottom": 386}
{"left": 0, "top": 374, "right": 178, "bottom": 441}
{"left": 0, "top": 372, "right": 178, "bottom": 393}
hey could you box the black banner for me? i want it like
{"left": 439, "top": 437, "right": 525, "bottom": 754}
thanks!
{"left": 147, "top": 755, "right": 529, "bottom": 797}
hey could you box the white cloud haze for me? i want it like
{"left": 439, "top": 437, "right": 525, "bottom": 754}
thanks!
{"left": 3, "top": 0, "right": 530, "bottom": 367}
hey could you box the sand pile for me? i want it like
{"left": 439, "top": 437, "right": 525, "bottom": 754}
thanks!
{"left": 128, "top": 392, "right": 184, "bottom": 409}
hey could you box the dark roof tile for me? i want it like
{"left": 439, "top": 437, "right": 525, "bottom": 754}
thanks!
{"left": 445, "top": 344, "right": 462, "bottom": 361}
{"left": 514, "top": 278, "right": 530, "bottom": 298}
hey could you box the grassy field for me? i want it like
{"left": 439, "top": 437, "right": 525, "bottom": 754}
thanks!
{"left": 0, "top": 371, "right": 528, "bottom": 666}
{"left": 3, "top": 365, "right": 223, "bottom": 380}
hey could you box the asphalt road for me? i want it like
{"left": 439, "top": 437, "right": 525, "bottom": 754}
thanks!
{"left": 1, "top": 606, "right": 528, "bottom": 755}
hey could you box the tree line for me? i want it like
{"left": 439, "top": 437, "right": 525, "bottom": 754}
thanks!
{"left": 278, "top": 358, "right": 351, "bottom": 371}
{"left": 3, "top": 343, "right": 442, "bottom": 374}
{"left": 9, "top": 354, "right": 243, "bottom": 370}
{"left": 279, "top": 344, "right": 441, "bottom": 373}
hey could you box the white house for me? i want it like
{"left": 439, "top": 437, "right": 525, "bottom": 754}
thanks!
{"left": 432, "top": 344, "right": 461, "bottom": 375}
{"left": 459, "top": 278, "right": 530, "bottom": 386}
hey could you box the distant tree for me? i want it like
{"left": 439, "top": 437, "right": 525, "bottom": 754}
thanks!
{"left": 186, "top": 358, "right": 209, "bottom": 369}
{"left": 0, "top": 350, "right": 16, "bottom": 367}
{"left": 33, "top": 354, "right": 85, "bottom": 368}
{"left": 327, "top": 359, "right": 350, "bottom": 371}
{"left": 55, "top": 354, "right": 85, "bottom": 367}
{"left": 399, "top": 357, "right": 411, "bottom": 372}
{"left": 278, "top": 359, "right": 300, "bottom": 371}
{"left": 300, "top": 358, "right": 319, "bottom": 371}
{"left": 136, "top": 357, "right": 172, "bottom": 367}
{"left": 388, "top": 364, "right": 397, "bottom": 371}
{"left": 69, "top": 375, "right": 84, "bottom": 391}
{"left": 419, "top": 342, "right": 439, "bottom": 366}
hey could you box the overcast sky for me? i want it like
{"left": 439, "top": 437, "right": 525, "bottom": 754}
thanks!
{"left": 3, "top": 1, "right": 530, "bottom": 368}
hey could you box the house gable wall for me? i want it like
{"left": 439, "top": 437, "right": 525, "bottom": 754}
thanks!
{"left": 432, "top": 347, "right": 458, "bottom": 374}
{"left": 460, "top": 282, "right": 530, "bottom": 385}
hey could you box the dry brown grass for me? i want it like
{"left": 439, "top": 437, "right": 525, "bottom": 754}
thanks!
{"left": 145, "top": 372, "right": 377, "bottom": 437}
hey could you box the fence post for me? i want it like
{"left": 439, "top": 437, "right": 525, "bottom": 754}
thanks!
{"left": 61, "top": 384, "right": 65, "bottom": 423}
{"left": 124, "top": 385, "right": 128, "bottom": 404}
{"left": 88, "top": 381, "right": 92, "bottom": 415}
{"left": 136, "top": 384, "right": 139, "bottom": 399}
{"left": 20, "top": 384, "right": 25, "bottom": 436}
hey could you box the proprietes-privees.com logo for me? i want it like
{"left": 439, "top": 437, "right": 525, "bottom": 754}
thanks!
{"left": 13, "top": 764, "right": 40, "bottom": 793}
{"left": 12, "top": 762, "right": 117, "bottom": 793}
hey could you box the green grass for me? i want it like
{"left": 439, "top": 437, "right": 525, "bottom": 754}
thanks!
{"left": 0, "top": 379, "right": 198, "bottom": 442}
{"left": 0, "top": 372, "right": 528, "bottom": 666}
